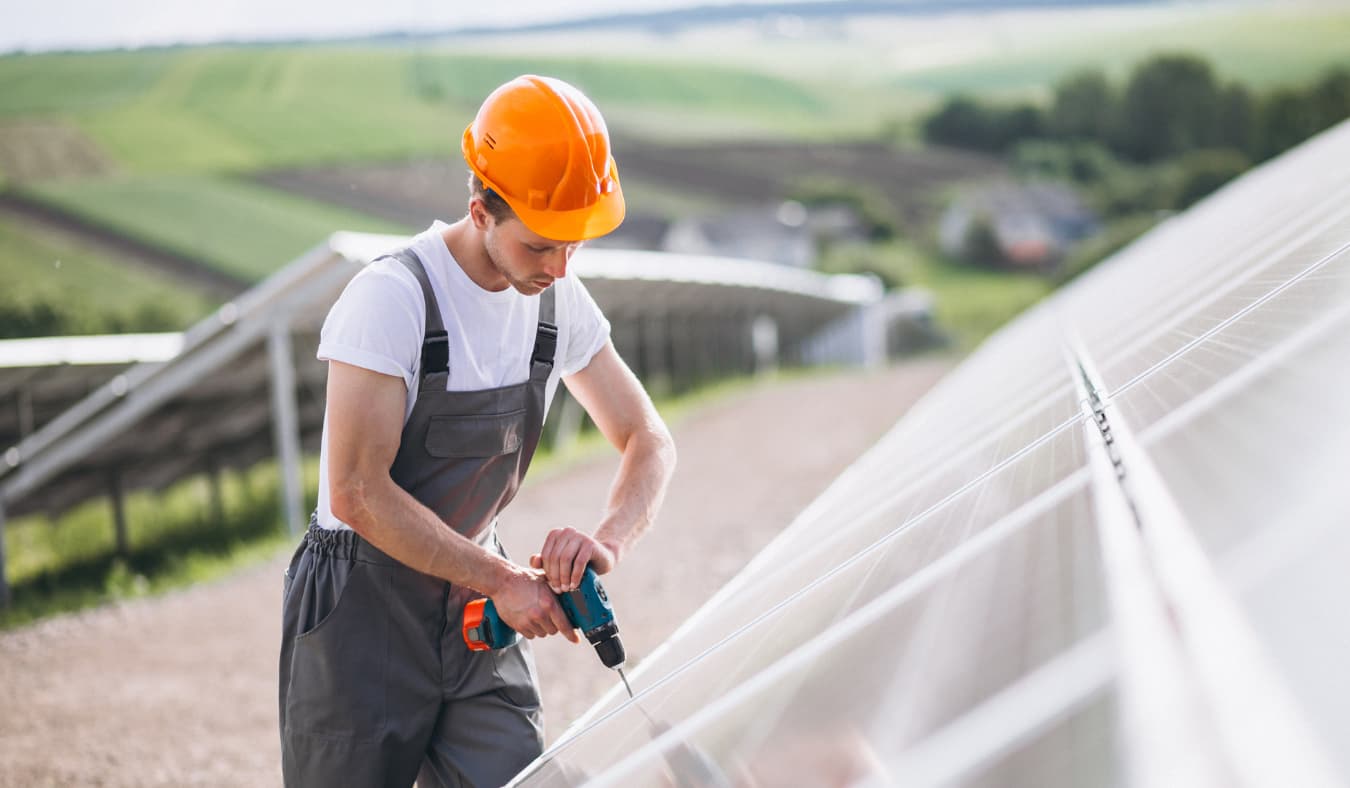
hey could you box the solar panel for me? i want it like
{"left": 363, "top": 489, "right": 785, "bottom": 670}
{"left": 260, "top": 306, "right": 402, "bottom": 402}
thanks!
{"left": 511, "top": 119, "right": 1350, "bottom": 785}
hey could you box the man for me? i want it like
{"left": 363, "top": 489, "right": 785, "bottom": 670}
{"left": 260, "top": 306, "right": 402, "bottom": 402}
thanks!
{"left": 278, "top": 75, "right": 676, "bottom": 788}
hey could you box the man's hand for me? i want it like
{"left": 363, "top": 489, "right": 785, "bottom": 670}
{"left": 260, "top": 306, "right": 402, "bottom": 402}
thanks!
{"left": 490, "top": 567, "right": 580, "bottom": 643}
{"left": 531, "top": 527, "right": 617, "bottom": 593}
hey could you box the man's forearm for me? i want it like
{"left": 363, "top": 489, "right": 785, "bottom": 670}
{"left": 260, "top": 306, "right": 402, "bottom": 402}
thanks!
{"left": 334, "top": 476, "right": 517, "bottom": 595}
{"left": 592, "top": 425, "right": 677, "bottom": 561}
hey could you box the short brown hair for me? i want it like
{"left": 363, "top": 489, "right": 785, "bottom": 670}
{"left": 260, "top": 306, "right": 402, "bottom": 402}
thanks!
{"left": 468, "top": 174, "right": 515, "bottom": 223}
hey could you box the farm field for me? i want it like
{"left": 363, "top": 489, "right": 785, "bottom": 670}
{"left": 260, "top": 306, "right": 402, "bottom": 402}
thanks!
{"left": 491, "top": 3, "right": 1350, "bottom": 101}
{"left": 1, "top": 2, "right": 1347, "bottom": 336}
{"left": 252, "top": 140, "right": 1004, "bottom": 237}
{"left": 19, "top": 174, "right": 413, "bottom": 282}
{"left": 884, "top": 4, "right": 1350, "bottom": 99}
{"left": 0, "top": 212, "right": 215, "bottom": 336}
{"left": 0, "top": 47, "right": 861, "bottom": 179}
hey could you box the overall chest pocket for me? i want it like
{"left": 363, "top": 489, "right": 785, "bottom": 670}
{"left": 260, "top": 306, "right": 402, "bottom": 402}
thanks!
{"left": 424, "top": 409, "right": 526, "bottom": 459}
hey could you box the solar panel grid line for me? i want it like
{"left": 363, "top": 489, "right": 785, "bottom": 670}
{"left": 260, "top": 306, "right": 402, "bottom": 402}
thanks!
{"left": 534, "top": 464, "right": 1094, "bottom": 774}
{"left": 1108, "top": 238, "right": 1350, "bottom": 403}
{"left": 1094, "top": 236, "right": 1350, "bottom": 392}
{"left": 1135, "top": 294, "right": 1350, "bottom": 450}
{"left": 661, "top": 409, "right": 1086, "bottom": 654}
{"left": 876, "top": 631, "right": 1116, "bottom": 788}
{"left": 563, "top": 479, "right": 1104, "bottom": 787}
{"left": 1103, "top": 272, "right": 1350, "bottom": 429}
{"left": 1072, "top": 345, "right": 1343, "bottom": 788}
{"left": 737, "top": 373, "right": 1083, "bottom": 575}
{"left": 1058, "top": 143, "right": 1350, "bottom": 339}
{"left": 1073, "top": 193, "right": 1350, "bottom": 373}
{"left": 728, "top": 400, "right": 1074, "bottom": 593}
{"left": 609, "top": 393, "right": 978, "bottom": 689}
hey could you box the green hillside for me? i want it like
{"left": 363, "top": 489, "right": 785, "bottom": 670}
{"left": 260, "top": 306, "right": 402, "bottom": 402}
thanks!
{"left": 0, "top": 215, "right": 215, "bottom": 337}
{"left": 889, "top": 6, "right": 1350, "bottom": 99}
{"left": 21, "top": 174, "right": 413, "bottom": 281}
{"left": 0, "top": 47, "right": 842, "bottom": 177}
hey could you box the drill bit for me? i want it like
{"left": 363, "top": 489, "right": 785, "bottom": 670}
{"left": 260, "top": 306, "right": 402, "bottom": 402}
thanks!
{"left": 617, "top": 666, "right": 662, "bottom": 731}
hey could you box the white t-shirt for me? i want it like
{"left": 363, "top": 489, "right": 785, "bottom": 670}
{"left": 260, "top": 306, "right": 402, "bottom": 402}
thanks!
{"left": 314, "top": 220, "right": 611, "bottom": 531}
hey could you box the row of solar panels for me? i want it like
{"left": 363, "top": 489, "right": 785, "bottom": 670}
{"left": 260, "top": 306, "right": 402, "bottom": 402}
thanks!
{"left": 0, "top": 240, "right": 889, "bottom": 605}
{"left": 510, "top": 120, "right": 1350, "bottom": 785}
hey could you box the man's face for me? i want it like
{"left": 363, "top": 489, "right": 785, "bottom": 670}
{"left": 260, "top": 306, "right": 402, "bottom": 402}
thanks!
{"left": 481, "top": 210, "right": 584, "bottom": 296}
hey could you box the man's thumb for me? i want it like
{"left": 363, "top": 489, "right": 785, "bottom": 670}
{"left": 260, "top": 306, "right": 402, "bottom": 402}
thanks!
{"left": 529, "top": 554, "right": 543, "bottom": 569}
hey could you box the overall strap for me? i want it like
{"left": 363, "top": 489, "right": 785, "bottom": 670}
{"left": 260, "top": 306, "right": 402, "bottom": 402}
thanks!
{"left": 532, "top": 287, "right": 558, "bottom": 370}
{"left": 390, "top": 248, "right": 450, "bottom": 383}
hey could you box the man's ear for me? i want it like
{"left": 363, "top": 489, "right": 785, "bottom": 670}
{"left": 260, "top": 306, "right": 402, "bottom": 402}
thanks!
{"left": 468, "top": 198, "right": 492, "bottom": 231}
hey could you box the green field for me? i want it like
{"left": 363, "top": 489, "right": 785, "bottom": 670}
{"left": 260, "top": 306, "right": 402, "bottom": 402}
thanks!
{"left": 818, "top": 239, "right": 1055, "bottom": 350}
{"left": 0, "top": 214, "right": 215, "bottom": 336}
{"left": 1, "top": 3, "right": 1345, "bottom": 332}
{"left": 889, "top": 5, "right": 1350, "bottom": 99}
{"left": 21, "top": 174, "right": 413, "bottom": 281}
{"left": 0, "top": 47, "right": 853, "bottom": 177}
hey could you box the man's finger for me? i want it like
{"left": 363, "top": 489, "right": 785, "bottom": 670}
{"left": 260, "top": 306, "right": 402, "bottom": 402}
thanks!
{"left": 569, "top": 542, "right": 592, "bottom": 592}
{"left": 549, "top": 600, "right": 576, "bottom": 642}
{"left": 542, "top": 529, "right": 563, "bottom": 591}
{"left": 550, "top": 528, "right": 577, "bottom": 592}
{"left": 530, "top": 553, "right": 543, "bottom": 570}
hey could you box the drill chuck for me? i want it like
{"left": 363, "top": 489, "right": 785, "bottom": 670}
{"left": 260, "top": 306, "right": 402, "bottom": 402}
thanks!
{"left": 585, "top": 621, "right": 626, "bottom": 669}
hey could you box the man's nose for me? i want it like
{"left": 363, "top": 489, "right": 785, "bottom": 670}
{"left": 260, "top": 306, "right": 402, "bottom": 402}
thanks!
{"left": 545, "top": 248, "right": 573, "bottom": 279}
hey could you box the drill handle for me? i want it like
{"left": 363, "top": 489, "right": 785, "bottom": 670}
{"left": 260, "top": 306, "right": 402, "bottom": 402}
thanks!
{"left": 462, "top": 597, "right": 520, "bottom": 651}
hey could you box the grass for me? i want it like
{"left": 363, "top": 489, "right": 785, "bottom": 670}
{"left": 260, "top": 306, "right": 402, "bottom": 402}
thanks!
{"left": 5, "top": 47, "right": 465, "bottom": 173}
{"left": 0, "top": 458, "right": 313, "bottom": 629}
{"left": 0, "top": 47, "right": 849, "bottom": 176}
{"left": 890, "top": 5, "right": 1350, "bottom": 100}
{"left": 0, "top": 213, "right": 216, "bottom": 336}
{"left": 819, "top": 239, "right": 1055, "bottom": 351}
{"left": 20, "top": 173, "right": 414, "bottom": 281}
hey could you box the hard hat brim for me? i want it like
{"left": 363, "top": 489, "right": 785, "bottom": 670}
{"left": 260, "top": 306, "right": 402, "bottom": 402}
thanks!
{"left": 506, "top": 170, "right": 626, "bottom": 243}
{"left": 466, "top": 131, "right": 627, "bottom": 242}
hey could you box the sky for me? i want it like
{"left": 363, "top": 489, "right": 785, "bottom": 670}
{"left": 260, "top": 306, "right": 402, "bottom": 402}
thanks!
{"left": 3, "top": 0, "right": 796, "bottom": 53}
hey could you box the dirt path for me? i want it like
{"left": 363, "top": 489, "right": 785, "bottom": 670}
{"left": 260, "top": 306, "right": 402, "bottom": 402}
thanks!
{"left": 0, "top": 362, "right": 948, "bottom": 787}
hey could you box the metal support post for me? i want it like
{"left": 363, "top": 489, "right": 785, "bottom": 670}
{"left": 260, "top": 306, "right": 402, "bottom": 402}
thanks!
{"left": 0, "top": 499, "right": 10, "bottom": 608}
{"left": 860, "top": 302, "right": 887, "bottom": 369}
{"left": 205, "top": 455, "right": 226, "bottom": 526}
{"left": 17, "top": 384, "right": 34, "bottom": 440}
{"left": 553, "top": 390, "right": 585, "bottom": 454}
{"left": 109, "top": 470, "right": 129, "bottom": 556}
{"left": 268, "top": 321, "right": 304, "bottom": 536}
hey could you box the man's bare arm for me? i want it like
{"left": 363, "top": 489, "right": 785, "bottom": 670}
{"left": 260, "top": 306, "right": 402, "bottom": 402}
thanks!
{"left": 533, "top": 341, "right": 676, "bottom": 592}
{"left": 326, "top": 360, "right": 575, "bottom": 641}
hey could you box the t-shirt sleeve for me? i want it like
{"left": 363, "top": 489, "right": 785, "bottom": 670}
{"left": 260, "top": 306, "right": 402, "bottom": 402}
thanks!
{"left": 317, "top": 262, "right": 424, "bottom": 391}
{"left": 559, "top": 274, "right": 612, "bottom": 377}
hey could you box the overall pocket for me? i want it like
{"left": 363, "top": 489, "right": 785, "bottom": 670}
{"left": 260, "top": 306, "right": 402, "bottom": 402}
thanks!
{"left": 283, "top": 551, "right": 390, "bottom": 739}
{"left": 424, "top": 409, "right": 526, "bottom": 459}
{"left": 491, "top": 639, "right": 544, "bottom": 710}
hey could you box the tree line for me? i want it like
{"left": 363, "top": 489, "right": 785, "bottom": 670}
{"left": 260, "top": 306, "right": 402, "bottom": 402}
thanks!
{"left": 922, "top": 54, "right": 1350, "bottom": 164}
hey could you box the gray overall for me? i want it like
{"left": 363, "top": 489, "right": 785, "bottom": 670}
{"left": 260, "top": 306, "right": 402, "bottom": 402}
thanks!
{"left": 279, "top": 247, "right": 556, "bottom": 787}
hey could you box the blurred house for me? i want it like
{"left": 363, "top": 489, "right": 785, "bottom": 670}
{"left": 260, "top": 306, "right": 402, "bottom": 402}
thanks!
{"left": 594, "top": 201, "right": 869, "bottom": 268}
{"left": 939, "top": 180, "right": 1098, "bottom": 269}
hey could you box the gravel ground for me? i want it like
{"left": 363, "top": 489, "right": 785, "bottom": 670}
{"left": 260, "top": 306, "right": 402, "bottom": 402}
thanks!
{"left": 0, "top": 362, "right": 948, "bottom": 787}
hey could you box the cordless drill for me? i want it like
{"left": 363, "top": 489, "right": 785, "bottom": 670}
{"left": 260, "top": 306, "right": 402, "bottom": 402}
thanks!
{"left": 463, "top": 565, "right": 627, "bottom": 673}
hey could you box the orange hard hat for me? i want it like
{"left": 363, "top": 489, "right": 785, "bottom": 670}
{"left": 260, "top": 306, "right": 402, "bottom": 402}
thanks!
{"left": 462, "top": 75, "right": 625, "bottom": 242}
